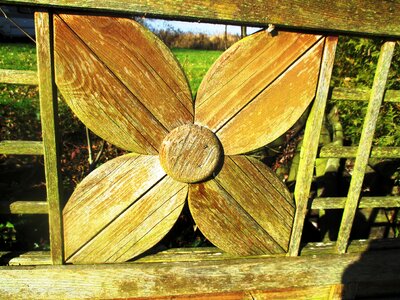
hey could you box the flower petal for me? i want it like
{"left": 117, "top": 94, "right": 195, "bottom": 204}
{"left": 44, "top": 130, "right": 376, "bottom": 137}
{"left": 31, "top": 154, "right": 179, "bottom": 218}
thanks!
{"left": 63, "top": 154, "right": 187, "bottom": 263}
{"left": 189, "top": 155, "right": 295, "bottom": 256}
{"left": 195, "top": 30, "right": 324, "bottom": 155}
{"left": 54, "top": 14, "right": 193, "bottom": 154}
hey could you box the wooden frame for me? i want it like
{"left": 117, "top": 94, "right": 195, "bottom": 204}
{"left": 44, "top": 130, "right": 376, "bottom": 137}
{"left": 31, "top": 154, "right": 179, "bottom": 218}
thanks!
{"left": 0, "top": 1, "right": 399, "bottom": 298}
{"left": 2, "top": 0, "right": 400, "bottom": 37}
{"left": 1, "top": 247, "right": 400, "bottom": 299}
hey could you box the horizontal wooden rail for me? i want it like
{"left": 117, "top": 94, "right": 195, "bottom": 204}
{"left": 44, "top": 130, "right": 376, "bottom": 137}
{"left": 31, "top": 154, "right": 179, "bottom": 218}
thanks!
{"left": 0, "top": 247, "right": 399, "bottom": 298}
{"left": 0, "top": 141, "right": 44, "bottom": 155}
{"left": 320, "top": 145, "right": 400, "bottom": 158}
{"left": 0, "top": 200, "right": 48, "bottom": 214}
{"left": 331, "top": 87, "right": 400, "bottom": 103}
{"left": 311, "top": 196, "right": 400, "bottom": 209}
{"left": 4, "top": 239, "right": 400, "bottom": 265}
{"left": 0, "top": 69, "right": 38, "bottom": 85}
{"left": 1, "top": 251, "right": 51, "bottom": 266}
{"left": 1, "top": 0, "right": 400, "bottom": 37}
{"left": 331, "top": 87, "right": 400, "bottom": 102}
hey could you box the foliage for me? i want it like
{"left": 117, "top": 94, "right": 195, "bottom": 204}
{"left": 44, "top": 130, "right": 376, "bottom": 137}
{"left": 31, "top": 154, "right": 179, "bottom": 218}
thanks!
{"left": 0, "top": 221, "right": 16, "bottom": 249}
{"left": 145, "top": 20, "right": 240, "bottom": 51}
{"left": 158, "top": 30, "right": 239, "bottom": 50}
{"left": 330, "top": 37, "right": 400, "bottom": 146}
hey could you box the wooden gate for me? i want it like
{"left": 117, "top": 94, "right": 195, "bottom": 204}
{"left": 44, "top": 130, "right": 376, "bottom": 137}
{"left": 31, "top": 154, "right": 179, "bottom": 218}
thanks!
{"left": 0, "top": 1, "right": 400, "bottom": 299}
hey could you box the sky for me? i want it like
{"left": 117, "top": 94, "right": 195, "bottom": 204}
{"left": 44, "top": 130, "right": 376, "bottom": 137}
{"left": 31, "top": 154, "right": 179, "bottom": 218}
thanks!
{"left": 146, "top": 18, "right": 261, "bottom": 35}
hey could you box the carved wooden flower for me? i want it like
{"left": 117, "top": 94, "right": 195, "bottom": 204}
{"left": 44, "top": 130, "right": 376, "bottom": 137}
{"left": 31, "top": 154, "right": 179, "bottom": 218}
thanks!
{"left": 54, "top": 14, "right": 325, "bottom": 263}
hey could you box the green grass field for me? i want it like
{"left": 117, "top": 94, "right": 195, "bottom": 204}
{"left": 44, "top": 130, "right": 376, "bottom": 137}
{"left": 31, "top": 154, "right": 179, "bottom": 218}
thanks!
{"left": 173, "top": 48, "right": 222, "bottom": 95}
{"left": 0, "top": 43, "right": 37, "bottom": 70}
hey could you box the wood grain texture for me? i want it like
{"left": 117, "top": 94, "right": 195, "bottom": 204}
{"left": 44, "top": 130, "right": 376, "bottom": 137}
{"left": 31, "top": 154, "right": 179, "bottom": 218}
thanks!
{"left": 196, "top": 31, "right": 321, "bottom": 127}
{"left": 159, "top": 124, "right": 222, "bottom": 183}
{"left": 289, "top": 36, "right": 338, "bottom": 256}
{"left": 0, "top": 140, "right": 43, "bottom": 155}
{"left": 0, "top": 69, "right": 38, "bottom": 85}
{"left": 336, "top": 42, "right": 396, "bottom": 254}
{"left": 35, "top": 11, "right": 64, "bottom": 265}
{"left": 0, "top": 200, "right": 48, "bottom": 214}
{"left": 69, "top": 176, "right": 187, "bottom": 263}
{"left": 1, "top": 248, "right": 400, "bottom": 299}
{"left": 4, "top": 239, "right": 400, "bottom": 266}
{"left": 63, "top": 154, "right": 188, "bottom": 263}
{"left": 312, "top": 196, "right": 400, "bottom": 210}
{"left": 2, "top": 0, "right": 400, "bottom": 37}
{"left": 59, "top": 14, "right": 193, "bottom": 128}
{"left": 54, "top": 14, "right": 174, "bottom": 154}
{"left": 331, "top": 87, "right": 400, "bottom": 103}
{"left": 8, "top": 252, "right": 52, "bottom": 266}
{"left": 63, "top": 154, "right": 165, "bottom": 260}
{"left": 132, "top": 285, "right": 345, "bottom": 300}
{"left": 195, "top": 31, "right": 323, "bottom": 155}
{"left": 189, "top": 156, "right": 294, "bottom": 256}
{"left": 320, "top": 145, "right": 400, "bottom": 158}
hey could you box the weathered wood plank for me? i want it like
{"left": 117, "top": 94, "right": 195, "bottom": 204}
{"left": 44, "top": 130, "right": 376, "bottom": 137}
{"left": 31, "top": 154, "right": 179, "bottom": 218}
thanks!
{"left": 63, "top": 154, "right": 188, "bottom": 264}
{"left": 320, "top": 145, "right": 400, "bottom": 158}
{"left": 8, "top": 254, "right": 52, "bottom": 266}
{"left": 3, "top": 239, "right": 400, "bottom": 266}
{"left": 0, "top": 140, "right": 43, "bottom": 155}
{"left": 331, "top": 87, "right": 400, "bottom": 103}
{"left": 189, "top": 156, "right": 295, "bottom": 256}
{"left": 2, "top": 0, "right": 400, "bottom": 37}
{"left": 58, "top": 13, "right": 193, "bottom": 129}
{"left": 54, "top": 15, "right": 169, "bottom": 154}
{"left": 336, "top": 42, "right": 396, "bottom": 254}
{"left": 131, "top": 239, "right": 400, "bottom": 262}
{"left": 196, "top": 31, "right": 322, "bottom": 127}
{"left": 301, "top": 239, "right": 400, "bottom": 256}
{"left": 195, "top": 31, "right": 323, "bottom": 155}
{"left": 159, "top": 124, "right": 222, "bottom": 183}
{"left": 133, "top": 285, "right": 347, "bottom": 300}
{"left": 0, "top": 248, "right": 399, "bottom": 299}
{"left": 289, "top": 36, "right": 338, "bottom": 256}
{"left": 63, "top": 154, "right": 165, "bottom": 261}
{"left": 0, "top": 200, "right": 48, "bottom": 214}
{"left": 35, "top": 11, "right": 64, "bottom": 265}
{"left": 0, "top": 69, "right": 38, "bottom": 85}
{"left": 70, "top": 177, "right": 186, "bottom": 264}
{"left": 311, "top": 196, "right": 400, "bottom": 210}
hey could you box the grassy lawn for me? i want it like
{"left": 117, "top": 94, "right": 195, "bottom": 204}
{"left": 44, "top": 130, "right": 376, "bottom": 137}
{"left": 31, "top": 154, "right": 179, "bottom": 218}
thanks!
{"left": 0, "top": 43, "right": 40, "bottom": 140}
{"left": 0, "top": 43, "right": 36, "bottom": 70}
{"left": 172, "top": 48, "right": 222, "bottom": 95}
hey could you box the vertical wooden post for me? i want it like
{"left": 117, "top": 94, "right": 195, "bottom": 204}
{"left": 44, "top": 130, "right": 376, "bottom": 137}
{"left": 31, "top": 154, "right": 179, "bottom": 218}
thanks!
{"left": 240, "top": 26, "right": 247, "bottom": 38}
{"left": 35, "top": 11, "right": 64, "bottom": 264}
{"left": 288, "top": 36, "right": 338, "bottom": 256}
{"left": 224, "top": 24, "right": 228, "bottom": 49}
{"left": 336, "top": 41, "right": 395, "bottom": 254}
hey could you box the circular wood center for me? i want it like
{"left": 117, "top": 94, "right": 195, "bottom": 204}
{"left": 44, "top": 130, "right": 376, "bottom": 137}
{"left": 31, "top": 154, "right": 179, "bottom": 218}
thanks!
{"left": 159, "top": 124, "right": 223, "bottom": 183}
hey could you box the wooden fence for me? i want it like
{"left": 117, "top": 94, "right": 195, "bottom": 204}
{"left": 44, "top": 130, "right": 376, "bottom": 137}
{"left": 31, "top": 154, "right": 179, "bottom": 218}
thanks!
{"left": 0, "top": 1, "right": 399, "bottom": 299}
